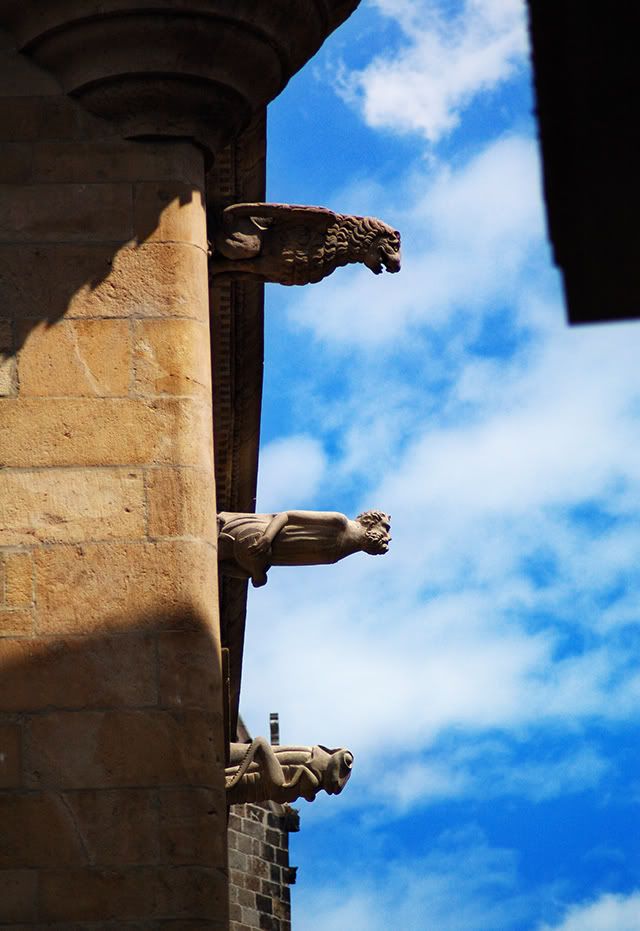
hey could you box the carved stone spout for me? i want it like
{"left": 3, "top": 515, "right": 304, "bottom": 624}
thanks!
{"left": 210, "top": 203, "right": 401, "bottom": 285}
{"left": 226, "top": 737, "right": 354, "bottom": 805}
{"left": 217, "top": 509, "right": 391, "bottom": 587}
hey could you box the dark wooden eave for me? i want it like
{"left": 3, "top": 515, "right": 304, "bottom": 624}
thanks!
{"left": 527, "top": 2, "right": 640, "bottom": 325}
{"left": 208, "top": 112, "right": 266, "bottom": 740}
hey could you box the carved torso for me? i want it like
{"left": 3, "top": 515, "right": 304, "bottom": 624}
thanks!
{"left": 218, "top": 510, "right": 349, "bottom": 566}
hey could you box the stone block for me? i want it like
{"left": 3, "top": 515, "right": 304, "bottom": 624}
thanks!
{"left": 63, "top": 789, "right": 159, "bottom": 866}
{"left": 158, "top": 630, "right": 221, "bottom": 710}
{"left": 133, "top": 318, "right": 211, "bottom": 399}
{"left": 17, "top": 319, "right": 131, "bottom": 397}
{"left": 241, "top": 907, "right": 261, "bottom": 928}
{"left": 24, "top": 710, "right": 222, "bottom": 789}
{"left": 0, "top": 98, "right": 39, "bottom": 141}
{"left": 0, "top": 397, "right": 213, "bottom": 469}
{"left": 0, "top": 723, "right": 21, "bottom": 787}
{"left": 3, "top": 552, "right": 32, "bottom": 606}
{"left": 0, "top": 609, "right": 33, "bottom": 637}
{"left": 32, "top": 140, "right": 204, "bottom": 186}
{"left": 255, "top": 894, "right": 273, "bottom": 915}
{"left": 134, "top": 183, "right": 206, "bottom": 250}
{"left": 39, "top": 868, "right": 156, "bottom": 922}
{"left": 34, "top": 540, "right": 217, "bottom": 635}
{"left": 0, "top": 869, "right": 37, "bottom": 923}
{"left": 147, "top": 467, "right": 216, "bottom": 541}
{"left": 0, "top": 50, "right": 60, "bottom": 97}
{"left": 155, "top": 866, "right": 228, "bottom": 919}
{"left": 0, "top": 635, "right": 157, "bottom": 712}
{"left": 0, "top": 183, "right": 133, "bottom": 243}
{"left": 39, "top": 865, "right": 227, "bottom": 922}
{"left": 157, "top": 787, "right": 227, "bottom": 865}
{"left": 0, "top": 241, "right": 208, "bottom": 322}
{"left": 0, "top": 792, "right": 86, "bottom": 867}
{"left": 0, "top": 468, "right": 145, "bottom": 546}
{"left": 0, "top": 319, "right": 16, "bottom": 395}
{"left": 237, "top": 887, "right": 255, "bottom": 909}
{"left": 0, "top": 144, "right": 32, "bottom": 184}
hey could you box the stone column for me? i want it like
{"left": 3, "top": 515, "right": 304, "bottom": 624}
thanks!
{"left": 0, "top": 33, "right": 227, "bottom": 926}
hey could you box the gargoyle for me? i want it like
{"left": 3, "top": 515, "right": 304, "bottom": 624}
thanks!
{"left": 209, "top": 202, "right": 401, "bottom": 285}
{"left": 226, "top": 737, "right": 354, "bottom": 805}
{"left": 217, "top": 509, "right": 391, "bottom": 587}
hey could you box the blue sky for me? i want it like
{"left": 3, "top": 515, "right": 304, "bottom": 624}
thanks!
{"left": 239, "top": 2, "right": 640, "bottom": 928}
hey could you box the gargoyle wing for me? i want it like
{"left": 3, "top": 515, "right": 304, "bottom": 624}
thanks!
{"left": 222, "top": 202, "right": 339, "bottom": 231}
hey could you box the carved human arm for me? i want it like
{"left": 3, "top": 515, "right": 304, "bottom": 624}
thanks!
{"left": 247, "top": 511, "right": 289, "bottom": 555}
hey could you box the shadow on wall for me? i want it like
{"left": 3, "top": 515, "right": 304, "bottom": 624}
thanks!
{"left": 0, "top": 611, "right": 229, "bottom": 925}
{"left": 0, "top": 27, "right": 208, "bottom": 357}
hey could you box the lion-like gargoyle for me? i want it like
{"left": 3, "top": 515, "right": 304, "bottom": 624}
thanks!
{"left": 209, "top": 202, "right": 401, "bottom": 286}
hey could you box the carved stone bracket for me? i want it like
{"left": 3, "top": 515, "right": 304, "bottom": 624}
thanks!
{"left": 0, "top": 0, "right": 361, "bottom": 156}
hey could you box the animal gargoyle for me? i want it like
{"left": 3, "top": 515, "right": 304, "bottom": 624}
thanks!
{"left": 209, "top": 202, "right": 401, "bottom": 286}
{"left": 225, "top": 737, "right": 354, "bottom": 805}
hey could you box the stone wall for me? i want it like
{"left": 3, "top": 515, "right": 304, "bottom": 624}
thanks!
{"left": 228, "top": 803, "right": 299, "bottom": 931}
{"left": 0, "top": 27, "right": 228, "bottom": 927}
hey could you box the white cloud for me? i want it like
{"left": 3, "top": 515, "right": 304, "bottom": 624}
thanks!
{"left": 295, "top": 827, "right": 535, "bottom": 931}
{"left": 243, "top": 130, "right": 640, "bottom": 811}
{"left": 337, "top": 0, "right": 528, "bottom": 142}
{"left": 287, "top": 134, "right": 546, "bottom": 346}
{"left": 539, "top": 891, "right": 640, "bottom": 931}
{"left": 256, "top": 434, "right": 328, "bottom": 510}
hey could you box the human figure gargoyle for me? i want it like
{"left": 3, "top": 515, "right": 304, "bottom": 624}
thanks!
{"left": 217, "top": 509, "right": 391, "bottom": 587}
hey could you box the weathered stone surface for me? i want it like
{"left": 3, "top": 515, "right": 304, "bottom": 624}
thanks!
{"left": 0, "top": 793, "right": 86, "bottom": 866}
{"left": 34, "top": 540, "right": 216, "bottom": 635}
{"left": 0, "top": 869, "right": 37, "bottom": 923}
{"left": 39, "top": 865, "right": 227, "bottom": 923}
{"left": 0, "top": 46, "right": 59, "bottom": 97}
{"left": 0, "top": 722, "right": 21, "bottom": 787}
{"left": 0, "top": 468, "right": 145, "bottom": 546}
{"left": 17, "top": 319, "right": 131, "bottom": 397}
{"left": 0, "top": 143, "right": 31, "bottom": 183}
{"left": 147, "top": 467, "right": 216, "bottom": 540}
{"left": 158, "top": 630, "right": 220, "bottom": 710}
{"left": 63, "top": 789, "right": 159, "bottom": 866}
{"left": 31, "top": 140, "right": 204, "bottom": 186}
{"left": 0, "top": 183, "right": 132, "bottom": 242}
{"left": 134, "top": 183, "right": 206, "bottom": 249}
{"left": 3, "top": 552, "right": 32, "bottom": 606}
{"left": 25, "top": 710, "right": 222, "bottom": 789}
{"left": 133, "top": 319, "right": 211, "bottom": 399}
{"left": 0, "top": 398, "right": 213, "bottom": 469}
{"left": 39, "top": 868, "right": 155, "bottom": 922}
{"left": 0, "top": 609, "right": 33, "bottom": 637}
{"left": 157, "top": 787, "right": 227, "bottom": 865}
{"left": 0, "top": 318, "right": 14, "bottom": 395}
{"left": 0, "top": 241, "right": 209, "bottom": 322}
{"left": 0, "top": 636, "right": 157, "bottom": 711}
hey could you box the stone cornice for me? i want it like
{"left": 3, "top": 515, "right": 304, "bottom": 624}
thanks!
{"left": 0, "top": 1, "right": 361, "bottom": 157}
{"left": 209, "top": 111, "right": 266, "bottom": 739}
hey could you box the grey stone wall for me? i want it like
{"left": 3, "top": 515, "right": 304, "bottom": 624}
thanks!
{"left": 228, "top": 801, "right": 299, "bottom": 931}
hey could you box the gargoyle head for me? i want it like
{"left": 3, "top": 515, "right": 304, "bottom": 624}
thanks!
{"left": 363, "top": 229, "right": 402, "bottom": 275}
{"left": 306, "top": 747, "right": 354, "bottom": 800}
